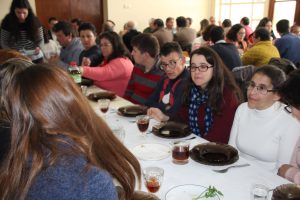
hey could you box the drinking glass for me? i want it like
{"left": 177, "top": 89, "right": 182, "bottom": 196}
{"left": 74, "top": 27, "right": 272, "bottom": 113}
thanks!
{"left": 136, "top": 115, "right": 150, "bottom": 136}
{"left": 170, "top": 140, "right": 190, "bottom": 164}
{"left": 80, "top": 85, "right": 87, "bottom": 96}
{"left": 110, "top": 123, "right": 125, "bottom": 143}
{"left": 98, "top": 99, "right": 110, "bottom": 118}
{"left": 251, "top": 184, "right": 269, "bottom": 200}
{"left": 143, "top": 167, "right": 164, "bottom": 194}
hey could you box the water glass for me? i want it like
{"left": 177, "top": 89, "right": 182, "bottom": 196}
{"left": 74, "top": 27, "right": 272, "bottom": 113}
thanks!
{"left": 110, "top": 124, "right": 125, "bottom": 143}
{"left": 80, "top": 85, "right": 87, "bottom": 96}
{"left": 143, "top": 167, "right": 164, "bottom": 193}
{"left": 251, "top": 184, "right": 269, "bottom": 200}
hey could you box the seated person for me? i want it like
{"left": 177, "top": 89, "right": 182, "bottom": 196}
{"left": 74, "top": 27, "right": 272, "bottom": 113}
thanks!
{"left": 210, "top": 26, "right": 242, "bottom": 70}
{"left": 148, "top": 47, "right": 242, "bottom": 144}
{"left": 0, "top": 64, "right": 141, "bottom": 199}
{"left": 242, "top": 28, "right": 280, "bottom": 67}
{"left": 145, "top": 42, "right": 188, "bottom": 116}
{"left": 226, "top": 24, "right": 248, "bottom": 56}
{"left": 229, "top": 65, "right": 300, "bottom": 173}
{"left": 50, "top": 21, "right": 84, "bottom": 69}
{"left": 278, "top": 69, "right": 300, "bottom": 183}
{"left": 80, "top": 31, "right": 134, "bottom": 96}
{"left": 78, "top": 22, "right": 101, "bottom": 66}
{"left": 124, "top": 33, "right": 164, "bottom": 104}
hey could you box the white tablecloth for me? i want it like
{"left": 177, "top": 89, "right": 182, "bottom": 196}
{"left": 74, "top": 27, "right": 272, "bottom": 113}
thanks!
{"left": 87, "top": 86, "right": 290, "bottom": 200}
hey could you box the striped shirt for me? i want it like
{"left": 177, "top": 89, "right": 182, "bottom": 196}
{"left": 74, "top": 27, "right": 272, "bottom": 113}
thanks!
{"left": 1, "top": 22, "right": 43, "bottom": 51}
{"left": 124, "top": 58, "right": 164, "bottom": 105}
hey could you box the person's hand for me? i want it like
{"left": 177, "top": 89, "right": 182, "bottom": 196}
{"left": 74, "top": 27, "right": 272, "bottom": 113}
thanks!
{"left": 34, "top": 47, "right": 40, "bottom": 55}
{"left": 48, "top": 54, "right": 60, "bottom": 64}
{"left": 278, "top": 164, "right": 293, "bottom": 177}
{"left": 82, "top": 57, "right": 91, "bottom": 66}
{"left": 147, "top": 107, "right": 169, "bottom": 122}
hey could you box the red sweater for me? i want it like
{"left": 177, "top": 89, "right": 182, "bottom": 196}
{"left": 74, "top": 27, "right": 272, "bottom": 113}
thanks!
{"left": 175, "top": 87, "right": 239, "bottom": 144}
{"left": 124, "top": 62, "right": 163, "bottom": 105}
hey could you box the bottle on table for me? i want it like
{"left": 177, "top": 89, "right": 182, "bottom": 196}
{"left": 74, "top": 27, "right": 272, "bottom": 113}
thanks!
{"left": 68, "top": 61, "right": 82, "bottom": 84}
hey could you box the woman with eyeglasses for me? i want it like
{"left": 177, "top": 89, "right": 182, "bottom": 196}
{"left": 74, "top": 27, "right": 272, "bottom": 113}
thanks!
{"left": 229, "top": 65, "right": 300, "bottom": 173}
{"left": 80, "top": 31, "right": 133, "bottom": 96}
{"left": 148, "top": 47, "right": 242, "bottom": 143}
{"left": 277, "top": 69, "right": 300, "bottom": 183}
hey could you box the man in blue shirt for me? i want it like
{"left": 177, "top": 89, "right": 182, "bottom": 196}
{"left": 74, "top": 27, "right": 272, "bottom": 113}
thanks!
{"left": 275, "top": 19, "right": 300, "bottom": 65}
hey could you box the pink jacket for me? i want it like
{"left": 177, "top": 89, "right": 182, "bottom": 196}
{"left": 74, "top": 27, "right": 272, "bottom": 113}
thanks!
{"left": 285, "top": 137, "right": 300, "bottom": 184}
{"left": 83, "top": 57, "right": 134, "bottom": 96}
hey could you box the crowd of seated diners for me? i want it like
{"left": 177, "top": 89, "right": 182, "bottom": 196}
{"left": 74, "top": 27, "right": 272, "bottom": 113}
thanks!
{"left": 1, "top": 0, "right": 300, "bottom": 198}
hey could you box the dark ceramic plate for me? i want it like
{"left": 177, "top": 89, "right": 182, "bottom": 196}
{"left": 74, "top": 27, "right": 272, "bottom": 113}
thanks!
{"left": 87, "top": 91, "right": 116, "bottom": 101}
{"left": 190, "top": 142, "right": 239, "bottom": 166}
{"left": 80, "top": 78, "right": 93, "bottom": 86}
{"left": 152, "top": 121, "right": 191, "bottom": 138}
{"left": 118, "top": 105, "right": 146, "bottom": 117}
{"left": 272, "top": 184, "right": 300, "bottom": 200}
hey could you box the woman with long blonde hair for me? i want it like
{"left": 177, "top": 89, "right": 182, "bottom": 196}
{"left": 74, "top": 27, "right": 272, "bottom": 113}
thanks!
{"left": 0, "top": 64, "right": 141, "bottom": 199}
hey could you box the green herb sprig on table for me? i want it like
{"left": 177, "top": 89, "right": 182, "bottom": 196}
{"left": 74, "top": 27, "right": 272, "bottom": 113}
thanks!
{"left": 192, "top": 186, "right": 223, "bottom": 199}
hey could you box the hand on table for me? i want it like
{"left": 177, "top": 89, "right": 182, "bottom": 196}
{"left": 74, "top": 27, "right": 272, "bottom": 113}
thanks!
{"left": 82, "top": 57, "right": 91, "bottom": 66}
{"left": 147, "top": 107, "right": 169, "bottom": 122}
{"left": 278, "top": 164, "right": 293, "bottom": 177}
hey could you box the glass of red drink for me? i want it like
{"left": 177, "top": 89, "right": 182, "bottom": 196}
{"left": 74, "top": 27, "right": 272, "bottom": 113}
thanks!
{"left": 143, "top": 167, "right": 164, "bottom": 193}
{"left": 136, "top": 115, "right": 150, "bottom": 135}
{"left": 171, "top": 140, "right": 190, "bottom": 164}
{"left": 98, "top": 99, "right": 110, "bottom": 119}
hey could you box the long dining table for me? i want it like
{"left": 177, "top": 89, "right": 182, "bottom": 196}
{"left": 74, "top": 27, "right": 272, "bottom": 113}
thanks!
{"left": 86, "top": 86, "right": 290, "bottom": 200}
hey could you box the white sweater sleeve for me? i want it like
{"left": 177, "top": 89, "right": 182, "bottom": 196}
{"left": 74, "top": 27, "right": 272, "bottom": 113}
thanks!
{"left": 228, "top": 104, "right": 241, "bottom": 148}
{"left": 276, "top": 126, "right": 300, "bottom": 170}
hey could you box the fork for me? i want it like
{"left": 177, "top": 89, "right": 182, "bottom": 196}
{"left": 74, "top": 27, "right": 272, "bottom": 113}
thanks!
{"left": 213, "top": 163, "right": 250, "bottom": 173}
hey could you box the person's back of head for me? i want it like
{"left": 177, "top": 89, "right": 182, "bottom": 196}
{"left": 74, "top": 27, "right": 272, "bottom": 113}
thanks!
{"left": 254, "top": 27, "right": 270, "bottom": 41}
{"left": 0, "top": 49, "right": 31, "bottom": 64}
{"left": 276, "top": 19, "right": 290, "bottom": 34}
{"left": 279, "top": 69, "right": 300, "bottom": 108}
{"left": 126, "top": 21, "right": 136, "bottom": 30}
{"left": 0, "top": 63, "right": 141, "bottom": 200}
{"left": 160, "top": 42, "right": 182, "bottom": 57}
{"left": 210, "top": 26, "right": 225, "bottom": 43}
{"left": 53, "top": 21, "right": 73, "bottom": 36}
{"left": 268, "top": 57, "right": 297, "bottom": 75}
{"left": 154, "top": 18, "right": 164, "bottom": 29}
{"left": 176, "top": 16, "right": 187, "bottom": 28}
{"left": 131, "top": 33, "right": 160, "bottom": 58}
{"left": 240, "top": 17, "right": 250, "bottom": 26}
{"left": 222, "top": 19, "right": 232, "bottom": 28}
{"left": 202, "top": 24, "right": 217, "bottom": 42}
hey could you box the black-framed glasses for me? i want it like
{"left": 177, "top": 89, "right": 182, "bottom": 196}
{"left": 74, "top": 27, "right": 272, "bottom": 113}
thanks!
{"left": 284, "top": 104, "right": 292, "bottom": 114}
{"left": 246, "top": 81, "right": 275, "bottom": 95}
{"left": 160, "top": 58, "right": 181, "bottom": 70}
{"left": 189, "top": 64, "right": 213, "bottom": 72}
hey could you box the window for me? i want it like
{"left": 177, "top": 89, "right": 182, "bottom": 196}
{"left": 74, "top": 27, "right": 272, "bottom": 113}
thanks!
{"left": 215, "top": 0, "right": 266, "bottom": 30}
{"left": 269, "top": 0, "right": 299, "bottom": 37}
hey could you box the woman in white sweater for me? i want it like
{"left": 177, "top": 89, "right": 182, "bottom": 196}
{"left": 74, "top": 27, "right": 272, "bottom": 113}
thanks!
{"left": 229, "top": 65, "right": 300, "bottom": 173}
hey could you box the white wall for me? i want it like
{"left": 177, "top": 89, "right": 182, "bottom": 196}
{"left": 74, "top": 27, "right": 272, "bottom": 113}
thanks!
{"left": 0, "top": 0, "right": 36, "bottom": 22}
{"left": 106, "top": 0, "right": 211, "bottom": 33}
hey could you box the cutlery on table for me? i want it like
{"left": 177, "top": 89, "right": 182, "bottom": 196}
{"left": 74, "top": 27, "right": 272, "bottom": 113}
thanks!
{"left": 213, "top": 163, "right": 250, "bottom": 173}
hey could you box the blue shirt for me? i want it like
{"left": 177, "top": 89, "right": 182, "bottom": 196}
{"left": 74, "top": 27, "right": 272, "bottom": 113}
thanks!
{"left": 275, "top": 33, "right": 300, "bottom": 64}
{"left": 26, "top": 155, "right": 118, "bottom": 200}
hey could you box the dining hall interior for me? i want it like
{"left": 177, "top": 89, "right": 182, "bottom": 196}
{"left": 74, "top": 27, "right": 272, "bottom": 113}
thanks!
{"left": 1, "top": 0, "right": 300, "bottom": 199}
